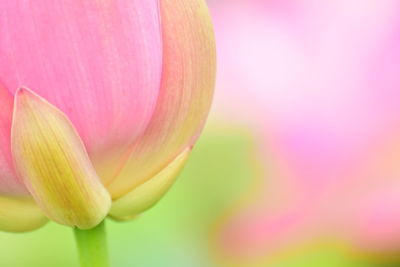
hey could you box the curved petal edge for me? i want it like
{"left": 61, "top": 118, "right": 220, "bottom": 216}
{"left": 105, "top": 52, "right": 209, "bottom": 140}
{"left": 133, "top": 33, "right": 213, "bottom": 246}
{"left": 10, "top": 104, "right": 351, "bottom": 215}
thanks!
{"left": 0, "top": 196, "right": 48, "bottom": 232}
{"left": 0, "top": 83, "right": 27, "bottom": 195}
{"left": 109, "top": 148, "right": 191, "bottom": 221}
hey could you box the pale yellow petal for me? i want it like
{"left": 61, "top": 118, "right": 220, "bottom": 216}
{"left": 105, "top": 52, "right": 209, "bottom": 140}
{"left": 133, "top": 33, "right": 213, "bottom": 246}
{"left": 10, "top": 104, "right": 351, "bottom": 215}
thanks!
{"left": 11, "top": 88, "right": 111, "bottom": 229}
{"left": 109, "top": 148, "right": 191, "bottom": 221}
{"left": 0, "top": 196, "right": 47, "bottom": 232}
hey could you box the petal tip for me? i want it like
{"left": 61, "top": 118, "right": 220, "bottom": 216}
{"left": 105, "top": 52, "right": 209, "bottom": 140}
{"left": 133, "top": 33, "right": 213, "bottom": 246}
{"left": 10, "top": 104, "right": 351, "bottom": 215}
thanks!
{"left": 15, "top": 87, "right": 42, "bottom": 104}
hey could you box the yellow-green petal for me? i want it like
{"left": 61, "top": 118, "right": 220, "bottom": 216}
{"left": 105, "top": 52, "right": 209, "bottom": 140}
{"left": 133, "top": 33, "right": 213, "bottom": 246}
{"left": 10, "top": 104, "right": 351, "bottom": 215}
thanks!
{"left": 0, "top": 196, "right": 48, "bottom": 232}
{"left": 109, "top": 148, "right": 191, "bottom": 221}
{"left": 11, "top": 88, "right": 111, "bottom": 229}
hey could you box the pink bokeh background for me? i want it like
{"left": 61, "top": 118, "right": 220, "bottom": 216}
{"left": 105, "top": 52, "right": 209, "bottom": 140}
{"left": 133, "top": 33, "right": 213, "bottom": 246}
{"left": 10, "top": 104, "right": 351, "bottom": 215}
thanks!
{"left": 208, "top": 0, "right": 400, "bottom": 260}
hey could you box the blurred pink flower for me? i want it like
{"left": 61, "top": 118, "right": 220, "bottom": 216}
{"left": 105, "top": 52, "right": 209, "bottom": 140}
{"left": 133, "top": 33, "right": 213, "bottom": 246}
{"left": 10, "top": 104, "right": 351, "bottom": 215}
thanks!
{"left": 0, "top": 0, "right": 215, "bottom": 231}
{"left": 210, "top": 0, "right": 400, "bottom": 259}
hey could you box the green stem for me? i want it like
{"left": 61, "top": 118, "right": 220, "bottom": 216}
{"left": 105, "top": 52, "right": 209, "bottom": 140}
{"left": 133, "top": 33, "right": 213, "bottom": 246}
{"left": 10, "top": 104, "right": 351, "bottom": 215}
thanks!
{"left": 74, "top": 221, "right": 109, "bottom": 267}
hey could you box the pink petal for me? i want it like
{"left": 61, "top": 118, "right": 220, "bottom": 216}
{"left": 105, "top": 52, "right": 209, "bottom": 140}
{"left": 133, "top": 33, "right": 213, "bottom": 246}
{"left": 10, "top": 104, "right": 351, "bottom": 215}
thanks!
{"left": 0, "top": 83, "right": 27, "bottom": 195}
{"left": 0, "top": 0, "right": 162, "bottom": 176}
{"left": 107, "top": 0, "right": 216, "bottom": 198}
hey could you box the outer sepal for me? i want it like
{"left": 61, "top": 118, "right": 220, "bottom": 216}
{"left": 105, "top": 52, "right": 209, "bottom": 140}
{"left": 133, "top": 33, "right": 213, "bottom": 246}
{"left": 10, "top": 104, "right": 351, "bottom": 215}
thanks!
{"left": 11, "top": 88, "right": 111, "bottom": 229}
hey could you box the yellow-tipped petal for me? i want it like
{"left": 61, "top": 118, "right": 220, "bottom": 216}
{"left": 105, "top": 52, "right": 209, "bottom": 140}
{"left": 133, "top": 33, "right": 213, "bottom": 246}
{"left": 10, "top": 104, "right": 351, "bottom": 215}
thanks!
{"left": 107, "top": 0, "right": 216, "bottom": 198}
{"left": 109, "top": 148, "right": 191, "bottom": 221}
{"left": 0, "top": 196, "right": 48, "bottom": 232}
{"left": 11, "top": 88, "right": 111, "bottom": 229}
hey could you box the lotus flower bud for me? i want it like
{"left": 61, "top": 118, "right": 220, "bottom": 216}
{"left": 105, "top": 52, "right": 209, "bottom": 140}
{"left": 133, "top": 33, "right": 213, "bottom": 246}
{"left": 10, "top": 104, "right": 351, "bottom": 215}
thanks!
{"left": 0, "top": 0, "right": 215, "bottom": 230}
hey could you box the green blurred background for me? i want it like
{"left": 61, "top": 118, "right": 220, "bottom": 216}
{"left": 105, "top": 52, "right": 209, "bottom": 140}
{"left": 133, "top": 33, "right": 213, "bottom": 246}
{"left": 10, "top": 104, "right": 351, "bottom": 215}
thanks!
{"left": 0, "top": 126, "right": 253, "bottom": 267}
{"left": 0, "top": 126, "right": 389, "bottom": 266}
